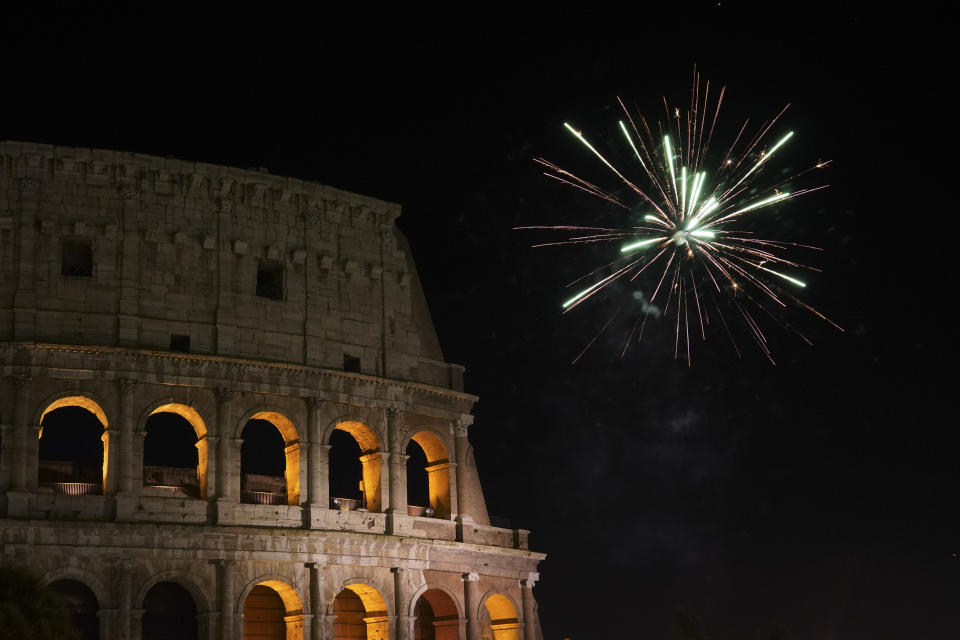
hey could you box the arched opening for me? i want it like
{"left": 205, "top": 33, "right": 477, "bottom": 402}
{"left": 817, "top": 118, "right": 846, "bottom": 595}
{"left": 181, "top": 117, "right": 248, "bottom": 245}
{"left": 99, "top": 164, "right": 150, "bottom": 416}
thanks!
{"left": 406, "top": 431, "right": 451, "bottom": 518}
{"left": 482, "top": 594, "right": 519, "bottom": 640}
{"left": 143, "top": 405, "right": 207, "bottom": 498}
{"left": 49, "top": 578, "right": 99, "bottom": 640}
{"left": 414, "top": 588, "right": 459, "bottom": 640}
{"left": 333, "top": 584, "right": 388, "bottom": 640}
{"left": 142, "top": 581, "right": 198, "bottom": 640}
{"left": 242, "top": 580, "right": 304, "bottom": 640}
{"left": 38, "top": 397, "right": 109, "bottom": 495}
{"left": 240, "top": 411, "right": 300, "bottom": 506}
{"left": 329, "top": 421, "right": 382, "bottom": 512}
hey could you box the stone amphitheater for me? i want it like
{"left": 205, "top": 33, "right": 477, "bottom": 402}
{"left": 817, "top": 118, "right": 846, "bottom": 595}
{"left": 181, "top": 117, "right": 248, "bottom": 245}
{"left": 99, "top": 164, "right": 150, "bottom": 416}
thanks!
{"left": 0, "top": 140, "right": 544, "bottom": 640}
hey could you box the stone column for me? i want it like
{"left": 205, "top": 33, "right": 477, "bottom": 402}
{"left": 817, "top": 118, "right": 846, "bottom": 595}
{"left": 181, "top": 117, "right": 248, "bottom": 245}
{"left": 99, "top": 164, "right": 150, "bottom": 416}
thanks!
{"left": 0, "top": 423, "right": 10, "bottom": 493}
{"left": 116, "top": 377, "right": 137, "bottom": 494}
{"left": 453, "top": 418, "right": 474, "bottom": 536}
{"left": 204, "top": 435, "right": 219, "bottom": 498}
{"left": 305, "top": 397, "right": 329, "bottom": 524}
{"left": 392, "top": 568, "right": 415, "bottom": 640}
{"left": 10, "top": 375, "right": 30, "bottom": 491}
{"left": 462, "top": 573, "right": 481, "bottom": 640}
{"left": 385, "top": 409, "right": 407, "bottom": 512}
{"left": 215, "top": 560, "right": 237, "bottom": 640}
{"left": 117, "top": 560, "right": 134, "bottom": 640}
{"left": 307, "top": 563, "right": 326, "bottom": 640}
{"left": 6, "top": 375, "right": 31, "bottom": 516}
{"left": 213, "top": 387, "right": 237, "bottom": 518}
{"left": 114, "top": 378, "right": 138, "bottom": 519}
{"left": 520, "top": 575, "right": 538, "bottom": 640}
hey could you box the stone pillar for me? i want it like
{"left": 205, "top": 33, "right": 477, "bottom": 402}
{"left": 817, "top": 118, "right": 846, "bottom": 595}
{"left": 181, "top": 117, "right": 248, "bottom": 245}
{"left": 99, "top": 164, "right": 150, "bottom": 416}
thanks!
{"left": 0, "top": 423, "right": 10, "bottom": 493}
{"left": 520, "top": 575, "right": 538, "bottom": 640}
{"left": 6, "top": 375, "right": 31, "bottom": 516}
{"left": 453, "top": 418, "right": 474, "bottom": 537}
{"left": 10, "top": 375, "right": 30, "bottom": 491}
{"left": 201, "top": 611, "right": 219, "bottom": 640}
{"left": 392, "top": 568, "right": 415, "bottom": 640}
{"left": 117, "top": 560, "right": 134, "bottom": 640}
{"left": 114, "top": 378, "right": 138, "bottom": 519}
{"left": 307, "top": 563, "right": 326, "bottom": 640}
{"left": 116, "top": 377, "right": 137, "bottom": 494}
{"left": 216, "top": 560, "right": 237, "bottom": 640}
{"left": 213, "top": 387, "right": 236, "bottom": 514}
{"left": 97, "top": 608, "right": 118, "bottom": 640}
{"left": 385, "top": 409, "right": 406, "bottom": 512}
{"left": 462, "top": 573, "right": 481, "bottom": 640}
{"left": 204, "top": 435, "right": 219, "bottom": 498}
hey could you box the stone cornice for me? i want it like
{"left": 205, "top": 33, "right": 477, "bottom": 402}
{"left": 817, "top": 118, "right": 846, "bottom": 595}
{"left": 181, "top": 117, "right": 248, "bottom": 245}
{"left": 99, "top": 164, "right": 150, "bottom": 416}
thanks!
{"left": 0, "top": 140, "right": 402, "bottom": 227}
{"left": 1, "top": 342, "right": 478, "bottom": 412}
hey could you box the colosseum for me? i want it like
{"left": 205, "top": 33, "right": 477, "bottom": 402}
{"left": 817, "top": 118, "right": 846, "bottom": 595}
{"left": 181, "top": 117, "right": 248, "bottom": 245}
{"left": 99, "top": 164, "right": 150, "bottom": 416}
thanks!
{"left": 0, "top": 140, "right": 544, "bottom": 640}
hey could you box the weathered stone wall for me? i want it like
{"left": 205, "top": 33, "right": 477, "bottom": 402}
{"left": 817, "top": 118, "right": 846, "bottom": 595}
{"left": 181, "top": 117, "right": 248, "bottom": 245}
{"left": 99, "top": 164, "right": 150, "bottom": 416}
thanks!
{"left": 0, "top": 141, "right": 462, "bottom": 390}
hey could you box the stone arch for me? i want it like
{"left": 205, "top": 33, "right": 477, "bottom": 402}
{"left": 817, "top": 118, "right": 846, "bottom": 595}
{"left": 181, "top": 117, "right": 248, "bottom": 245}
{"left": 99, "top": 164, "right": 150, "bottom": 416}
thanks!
{"left": 410, "top": 586, "right": 461, "bottom": 640}
{"left": 238, "top": 575, "right": 305, "bottom": 640}
{"left": 332, "top": 579, "right": 390, "bottom": 640}
{"left": 36, "top": 392, "right": 111, "bottom": 494}
{"left": 236, "top": 407, "right": 301, "bottom": 505}
{"left": 134, "top": 570, "right": 212, "bottom": 614}
{"left": 41, "top": 567, "right": 110, "bottom": 610}
{"left": 407, "top": 583, "right": 463, "bottom": 619}
{"left": 139, "top": 401, "right": 211, "bottom": 498}
{"left": 403, "top": 427, "right": 452, "bottom": 518}
{"left": 478, "top": 591, "right": 521, "bottom": 640}
{"left": 326, "top": 417, "right": 384, "bottom": 512}
{"left": 35, "top": 391, "right": 111, "bottom": 431}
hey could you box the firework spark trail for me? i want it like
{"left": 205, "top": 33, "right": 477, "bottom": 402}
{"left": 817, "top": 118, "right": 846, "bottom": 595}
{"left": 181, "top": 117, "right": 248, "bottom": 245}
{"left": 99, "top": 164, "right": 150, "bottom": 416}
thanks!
{"left": 527, "top": 74, "right": 841, "bottom": 361}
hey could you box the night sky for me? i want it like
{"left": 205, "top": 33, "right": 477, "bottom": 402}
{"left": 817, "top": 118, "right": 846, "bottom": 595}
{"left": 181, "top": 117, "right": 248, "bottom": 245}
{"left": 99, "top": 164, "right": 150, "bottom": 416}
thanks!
{"left": 6, "top": 5, "right": 957, "bottom": 638}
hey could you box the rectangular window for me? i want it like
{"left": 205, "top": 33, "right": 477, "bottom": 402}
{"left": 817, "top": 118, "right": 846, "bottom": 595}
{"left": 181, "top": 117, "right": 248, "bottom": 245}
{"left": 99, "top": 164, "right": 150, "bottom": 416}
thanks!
{"left": 343, "top": 354, "right": 361, "bottom": 373}
{"left": 61, "top": 238, "right": 93, "bottom": 277}
{"left": 256, "top": 261, "right": 284, "bottom": 300}
{"left": 169, "top": 334, "right": 190, "bottom": 353}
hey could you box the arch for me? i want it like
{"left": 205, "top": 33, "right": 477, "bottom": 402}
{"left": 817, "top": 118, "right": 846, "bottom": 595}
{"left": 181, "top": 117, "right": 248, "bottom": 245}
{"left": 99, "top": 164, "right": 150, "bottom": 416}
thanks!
{"left": 332, "top": 581, "right": 389, "bottom": 640}
{"left": 407, "top": 584, "right": 462, "bottom": 619}
{"left": 237, "top": 575, "right": 305, "bottom": 617}
{"left": 36, "top": 392, "right": 110, "bottom": 430}
{"left": 327, "top": 418, "right": 383, "bottom": 512}
{"left": 328, "top": 418, "right": 380, "bottom": 454}
{"left": 480, "top": 592, "right": 520, "bottom": 640}
{"left": 141, "top": 402, "right": 210, "bottom": 498}
{"left": 238, "top": 576, "right": 305, "bottom": 640}
{"left": 134, "top": 570, "right": 212, "bottom": 614}
{"left": 405, "top": 429, "right": 452, "bottom": 518}
{"left": 410, "top": 586, "right": 461, "bottom": 640}
{"left": 47, "top": 578, "right": 100, "bottom": 640}
{"left": 141, "top": 581, "right": 199, "bottom": 640}
{"left": 237, "top": 408, "right": 301, "bottom": 506}
{"left": 41, "top": 567, "right": 110, "bottom": 609}
{"left": 37, "top": 395, "right": 110, "bottom": 494}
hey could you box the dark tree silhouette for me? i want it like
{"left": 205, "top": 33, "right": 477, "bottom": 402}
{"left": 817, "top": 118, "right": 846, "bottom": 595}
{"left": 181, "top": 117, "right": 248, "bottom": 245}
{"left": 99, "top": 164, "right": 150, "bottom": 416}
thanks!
{"left": 0, "top": 564, "right": 80, "bottom": 640}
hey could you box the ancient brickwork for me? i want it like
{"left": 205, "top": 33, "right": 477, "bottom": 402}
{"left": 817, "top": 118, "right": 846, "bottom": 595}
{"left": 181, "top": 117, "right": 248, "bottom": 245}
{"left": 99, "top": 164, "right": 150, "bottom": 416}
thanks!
{"left": 0, "top": 143, "right": 542, "bottom": 640}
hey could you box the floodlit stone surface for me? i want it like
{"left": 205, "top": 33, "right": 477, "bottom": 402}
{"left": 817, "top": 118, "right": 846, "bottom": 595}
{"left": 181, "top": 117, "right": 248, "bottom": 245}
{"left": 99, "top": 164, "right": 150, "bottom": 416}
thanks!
{"left": 0, "top": 142, "right": 543, "bottom": 640}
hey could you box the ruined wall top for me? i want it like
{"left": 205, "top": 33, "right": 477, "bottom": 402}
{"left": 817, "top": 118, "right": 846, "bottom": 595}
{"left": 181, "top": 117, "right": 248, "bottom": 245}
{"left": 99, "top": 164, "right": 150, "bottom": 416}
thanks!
{"left": 0, "top": 141, "right": 462, "bottom": 391}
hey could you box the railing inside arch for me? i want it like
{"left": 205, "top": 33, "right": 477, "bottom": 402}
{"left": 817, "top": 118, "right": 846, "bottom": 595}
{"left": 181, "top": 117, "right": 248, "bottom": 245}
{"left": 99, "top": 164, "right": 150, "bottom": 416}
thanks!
{"left": 241, "top": 490, "right": 286, "bottom": 505}
{"left": 43, "top": 482, "right": 103, "bottom": 496}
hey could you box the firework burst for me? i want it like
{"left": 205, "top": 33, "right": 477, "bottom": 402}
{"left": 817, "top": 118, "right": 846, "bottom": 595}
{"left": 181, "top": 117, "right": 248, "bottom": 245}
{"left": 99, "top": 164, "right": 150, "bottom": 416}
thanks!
{"left": 522, "top": 71, "right": 841, "bottom": 365}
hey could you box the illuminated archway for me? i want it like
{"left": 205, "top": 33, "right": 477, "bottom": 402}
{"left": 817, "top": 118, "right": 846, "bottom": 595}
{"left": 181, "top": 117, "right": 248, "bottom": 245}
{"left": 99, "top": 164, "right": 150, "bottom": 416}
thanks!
{"left": 239, "top": 410, "right": 301, "bottom": 506}
{"left": 406, "top": 430, "right": 451, "bottom": 518}
{"left": 413, "top": 588, "right": 460, "bottom": 640}
{"left": 333, "top": 582, "right": 389, "bottom": 640}
{"left": 143, "top": 403, "right": 209, "bottom": 498}
{"left": 241, "top": 578, "right": 304, "bottom": 640}
{"left": 38, "top": 395, "right": 110, "bottom": 495}
{"left": 481, "top": 593, "right": 520, "bottom": 640}
{"left": 329, "top": 420, "right": 383, "bottom": 512}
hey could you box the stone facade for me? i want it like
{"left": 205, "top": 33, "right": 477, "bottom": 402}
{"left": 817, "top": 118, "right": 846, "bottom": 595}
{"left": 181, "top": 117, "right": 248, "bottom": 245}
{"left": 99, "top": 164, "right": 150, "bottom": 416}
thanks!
{"left": 0, "top": 141, "right": 544, "bottom": 640}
